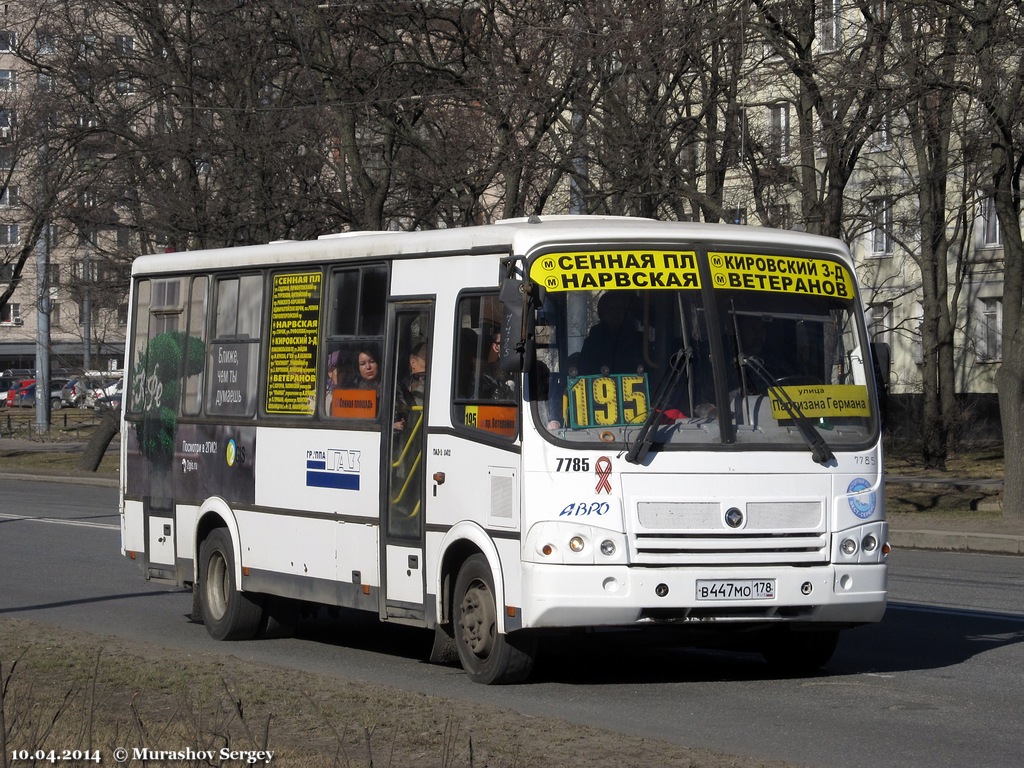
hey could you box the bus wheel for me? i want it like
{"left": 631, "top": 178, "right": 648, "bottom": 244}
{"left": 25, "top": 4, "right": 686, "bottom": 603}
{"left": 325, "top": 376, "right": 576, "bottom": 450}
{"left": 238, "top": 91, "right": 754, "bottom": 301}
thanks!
{"left": 453, "top": 554, "right": 535, "bottom": 684}
{"left": 761, "top": 627, "right": 839, "bottom": 675}
{"left": 198, "top": 528, "right": 263, "bottom": 641}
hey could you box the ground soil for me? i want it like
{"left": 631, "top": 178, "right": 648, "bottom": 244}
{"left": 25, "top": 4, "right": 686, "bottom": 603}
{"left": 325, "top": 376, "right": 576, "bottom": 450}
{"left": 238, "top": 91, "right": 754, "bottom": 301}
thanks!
{"left": 0, "top": 619, "right": 791, "bottom": 768}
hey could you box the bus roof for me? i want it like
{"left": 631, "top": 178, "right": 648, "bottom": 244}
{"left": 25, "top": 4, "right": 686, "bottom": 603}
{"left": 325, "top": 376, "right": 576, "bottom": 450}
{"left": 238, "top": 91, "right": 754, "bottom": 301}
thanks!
{"left": 130, "top": 217, "right": 852, "bottom": 277}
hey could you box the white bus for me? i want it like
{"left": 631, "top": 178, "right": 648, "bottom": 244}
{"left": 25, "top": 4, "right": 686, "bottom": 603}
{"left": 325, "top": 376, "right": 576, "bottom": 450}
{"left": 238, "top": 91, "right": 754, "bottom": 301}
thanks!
{"left": 120, "top": 216, "right": 888, "bottom": 683}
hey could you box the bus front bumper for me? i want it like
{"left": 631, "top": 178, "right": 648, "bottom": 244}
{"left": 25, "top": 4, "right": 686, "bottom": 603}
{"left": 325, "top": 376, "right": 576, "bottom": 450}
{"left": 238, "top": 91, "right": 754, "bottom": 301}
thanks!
{"left": 520, "top": 562, "right": 887, "bottom": 629}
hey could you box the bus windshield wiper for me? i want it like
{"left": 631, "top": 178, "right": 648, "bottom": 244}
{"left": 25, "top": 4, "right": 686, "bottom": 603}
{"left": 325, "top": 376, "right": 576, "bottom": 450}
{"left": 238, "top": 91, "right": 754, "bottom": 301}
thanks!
{"left": 625, "top": 346, "right": 692, "bottom": 465}
{"left": 739, "top": 355, "right": 835, "bottom": 464}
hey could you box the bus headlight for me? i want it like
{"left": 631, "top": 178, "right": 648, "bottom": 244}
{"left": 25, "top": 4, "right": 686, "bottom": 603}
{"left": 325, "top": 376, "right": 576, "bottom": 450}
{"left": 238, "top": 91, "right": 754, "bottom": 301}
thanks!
{"left": 840, "top": 537, "right": 858, "bottom": 556}
{"left": 862, "top": 533, "right": 878, "bottom": 553}
{"left": 524, "top": 522, "right": 628, "bottom": 565}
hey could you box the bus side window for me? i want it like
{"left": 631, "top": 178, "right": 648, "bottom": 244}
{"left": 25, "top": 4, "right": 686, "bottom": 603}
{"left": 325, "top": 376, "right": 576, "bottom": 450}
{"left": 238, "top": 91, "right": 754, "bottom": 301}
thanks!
{"left": 207, "top": 274, "right": 263, "bottom": 417}
{"left": 452, "top": 292, "right": 518, "bottom": 439}
{"left": 181, "top": 275, "right": 208, "bottom": 416}
{"left": 324, "top": 264, "right": 388, "bottom": 421}
{"left": 129, "top": 276, "right": 190, "bottom": 417}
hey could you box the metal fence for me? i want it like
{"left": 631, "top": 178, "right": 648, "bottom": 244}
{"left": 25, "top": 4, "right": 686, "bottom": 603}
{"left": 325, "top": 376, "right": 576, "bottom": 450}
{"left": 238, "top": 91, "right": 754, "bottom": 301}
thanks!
{"left": 0, "top": 407, "right": 107, "bottom": 440}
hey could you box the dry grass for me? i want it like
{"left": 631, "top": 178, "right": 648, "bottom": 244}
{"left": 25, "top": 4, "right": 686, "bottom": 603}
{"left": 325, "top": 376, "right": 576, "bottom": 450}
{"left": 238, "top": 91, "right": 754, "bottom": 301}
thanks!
{"left": 0, "top": 619, "right": 787, "bottom": 768}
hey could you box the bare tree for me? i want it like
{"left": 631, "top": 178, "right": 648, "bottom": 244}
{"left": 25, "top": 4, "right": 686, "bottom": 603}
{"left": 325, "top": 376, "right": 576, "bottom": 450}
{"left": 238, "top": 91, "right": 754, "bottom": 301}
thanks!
{"left": 888, "top": 4, "right": 967, "bottom": 467}
{"left": 966, "top": 0, "right": 1024, "bottom": 519}
{"left": 748, "top": 0, "right": 894, "bottom": 237}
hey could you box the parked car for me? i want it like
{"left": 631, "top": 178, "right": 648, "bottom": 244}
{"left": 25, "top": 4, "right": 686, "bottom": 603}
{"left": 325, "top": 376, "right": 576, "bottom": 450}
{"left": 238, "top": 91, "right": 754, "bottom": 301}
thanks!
{"left": 11, "top": 378, "right": 69, "bottom": 409}
{"left": 8, "top": 379, "right": 35, "bottom": 407}
{"left": 62, "top": 374, "right": 119, "bottom": 408}
{"left": 0, "top": 376, "right": 22, "bottom": 407}
{"left": 93, "top": 376, "right": 124, "bottom": 411}
{"left": 95, "top": 391, "right": 122, "bottom": 411}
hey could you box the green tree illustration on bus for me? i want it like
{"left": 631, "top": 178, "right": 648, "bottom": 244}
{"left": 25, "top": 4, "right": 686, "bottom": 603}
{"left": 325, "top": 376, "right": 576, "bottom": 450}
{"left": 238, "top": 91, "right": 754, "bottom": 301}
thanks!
{"left": 130, "top": 330, "right": 206, "bottom": 468}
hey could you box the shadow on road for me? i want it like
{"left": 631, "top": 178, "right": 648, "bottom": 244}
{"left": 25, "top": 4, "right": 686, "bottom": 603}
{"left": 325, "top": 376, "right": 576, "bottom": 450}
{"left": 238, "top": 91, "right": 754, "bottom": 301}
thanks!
{"left": 276, "top": 601, "right": 1024, "bottom": 685}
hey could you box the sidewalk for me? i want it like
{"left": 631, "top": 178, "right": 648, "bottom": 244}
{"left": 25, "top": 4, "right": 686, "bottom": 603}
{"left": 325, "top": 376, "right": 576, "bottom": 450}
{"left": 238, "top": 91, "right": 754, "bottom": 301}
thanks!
{"left": 2, "top": 436, "right": 1022, "bottom": 555}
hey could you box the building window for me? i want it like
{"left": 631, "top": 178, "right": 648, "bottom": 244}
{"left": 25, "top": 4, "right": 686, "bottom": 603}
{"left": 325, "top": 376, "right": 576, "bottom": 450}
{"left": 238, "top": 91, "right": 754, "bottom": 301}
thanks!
{"left": 869, "top": 97, "right": 892, "bottom": 151}
{"left": 0, "top": 70, "right": 16, "bottom": 92}
{"left": 36, "top": 30, "right": 55, "bottom": 54}
{"left": 724, "top": 108, "right": 747, "bottom": 167}
{"left": 50, "top": 302, "right": 60, "bottom": 327}
{"left": 981, "top": 197, "right": 1001, "bottom": 246}
{"left": 78, "top": 302, "right": 100, "bottom": 325}
{"left": 0, "top": 224, "right": 19, "bottom": 245}
{"left": 0, "top": 302, "right": 20, "bottom": 324}
{"left": 979, "top": 297, "right": 1002, "bottom": 362}
{"left": 115, "top": 35, "right": 135, "bottom": 56}
{"left": 0, "top": 110, "right": 15, "bottom": 143}
{"left": 0, "top": 31, "right": 16, "bottom": 53}
{"left": 820, "top": 0, "right": 842, "bottom": 51}
{"left": 729, "top": 207, "right": 748, "bottom": 225}
{"left": 766, "top": 203, "right": 792, "bottom": 229}
{"left": 769, "top": 103, "right": 790, "bottom": 159}
{"left": 913, "top": 303, "right": 924, "bottom": 365}
{"left": 77, "top": 226, "right": 99, "bottom": 247}
{"left": 115, "top": 74, "right": 135, "bottom": 95}
{"left": 37, "top": 73, "right": 54, "bottom": 93}
{"left": 0, "top": 186, "right": 19, "bottom": 207}
{"left": 76, "top": 34, "right": 97, "bottom": 59}
{"left": 868, "top": 301, "right": 894, "bottom": 349}
{"left": 869, "top": 196, "right": 893, "bottom": 256}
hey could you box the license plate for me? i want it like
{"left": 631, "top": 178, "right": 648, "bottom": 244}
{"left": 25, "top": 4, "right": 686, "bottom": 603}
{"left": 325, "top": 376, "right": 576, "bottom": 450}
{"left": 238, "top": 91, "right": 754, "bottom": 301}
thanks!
{"left": 695, "top": 579, "right": 776, "bottom": 601}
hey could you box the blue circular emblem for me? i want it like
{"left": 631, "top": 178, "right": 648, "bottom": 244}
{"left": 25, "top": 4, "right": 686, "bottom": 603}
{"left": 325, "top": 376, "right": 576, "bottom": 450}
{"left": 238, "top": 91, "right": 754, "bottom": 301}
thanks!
{"left": 847, "top": 477, "right": 875, "bottom": 519}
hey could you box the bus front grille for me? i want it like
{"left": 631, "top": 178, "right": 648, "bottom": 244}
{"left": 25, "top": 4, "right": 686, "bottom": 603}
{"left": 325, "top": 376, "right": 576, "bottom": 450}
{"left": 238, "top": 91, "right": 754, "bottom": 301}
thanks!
{"left": 631, "top": 532, "right": 829, "bottom": 565}
{"left": 631, "top": 499, "right": 828, "bottom": 565}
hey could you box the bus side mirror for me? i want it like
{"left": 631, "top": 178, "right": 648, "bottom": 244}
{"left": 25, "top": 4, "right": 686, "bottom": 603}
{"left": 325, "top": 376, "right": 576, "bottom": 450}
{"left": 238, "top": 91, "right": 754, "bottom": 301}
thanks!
{"left": 499, "top": 276, "right": 533, "bottom": 373}
{"left": 870, "top": 341, "right": 890, "bottom": 427}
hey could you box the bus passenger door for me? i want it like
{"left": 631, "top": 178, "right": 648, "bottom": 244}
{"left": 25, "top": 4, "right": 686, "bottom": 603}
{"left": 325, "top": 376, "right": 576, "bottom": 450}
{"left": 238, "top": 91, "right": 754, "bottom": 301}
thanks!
{"left": 382, "top": 303, "right": 432, "bottom": 621}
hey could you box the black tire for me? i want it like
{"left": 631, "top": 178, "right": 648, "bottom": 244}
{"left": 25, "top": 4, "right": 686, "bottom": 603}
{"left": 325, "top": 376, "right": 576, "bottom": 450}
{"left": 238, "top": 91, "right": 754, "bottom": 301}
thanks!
{"left": 51, "top": 397, "right": 62, "bottom": 410}
{"left": 198, "top": 528, "right": 264, "bottom": 640}
{"left": 761, "top": 627, "right": 840, "bottom": 675}
{"left": 453, "top": 554, "right": 536, "bottom": 684}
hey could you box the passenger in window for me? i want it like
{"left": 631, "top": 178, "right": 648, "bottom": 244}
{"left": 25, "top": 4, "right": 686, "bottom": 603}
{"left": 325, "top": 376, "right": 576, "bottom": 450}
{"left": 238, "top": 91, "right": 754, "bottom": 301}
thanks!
{"left": 456, "top": 328, "right": 480, "bottom": 399}
{"left": 354, "top": 343, "right": 381, "bottom": 391}
{"left": 324, "top": 350, "right": 341, "bottom": 410}
{"left": 580, "top": 291, "right": 644, "bottom": 375}
{"left": 395, "top": 341, "right": 428, "bottom": 433}
{"left": 480, "top": 327, "right": 515, "bottom": 400}
{"left": 406, "top": 341, "right": 428, "bottom": 404}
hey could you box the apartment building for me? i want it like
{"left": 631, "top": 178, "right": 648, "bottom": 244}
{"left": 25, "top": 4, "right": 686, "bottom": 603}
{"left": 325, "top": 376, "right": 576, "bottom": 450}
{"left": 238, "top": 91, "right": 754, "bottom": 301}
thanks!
{"left": 0, "top": 11, "right": 127, "bottom": 376}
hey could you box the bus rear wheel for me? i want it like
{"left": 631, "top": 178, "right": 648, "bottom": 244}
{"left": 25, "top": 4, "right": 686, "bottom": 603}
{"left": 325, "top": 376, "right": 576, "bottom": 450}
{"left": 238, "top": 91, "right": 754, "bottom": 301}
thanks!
{"left": 199, "top": 528, "right": 263, "bottom": 641}
{"left": 453, "top": 554, "right": 535, "bottom": 684}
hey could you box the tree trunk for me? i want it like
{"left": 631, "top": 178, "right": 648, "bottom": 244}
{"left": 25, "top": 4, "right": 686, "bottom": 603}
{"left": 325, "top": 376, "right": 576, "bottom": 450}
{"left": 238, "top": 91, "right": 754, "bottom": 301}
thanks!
{"left": 77, "top": 410, "right": 120, "bottom": 472}
{"left": 995, "top": 330, "right": 1023, "bottom": 519}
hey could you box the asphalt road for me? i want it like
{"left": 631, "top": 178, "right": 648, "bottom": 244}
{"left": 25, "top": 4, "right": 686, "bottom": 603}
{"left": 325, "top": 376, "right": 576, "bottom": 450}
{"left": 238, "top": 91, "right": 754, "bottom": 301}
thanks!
{"left": 1, "top": 478, "right": 1022, "bottom": 768}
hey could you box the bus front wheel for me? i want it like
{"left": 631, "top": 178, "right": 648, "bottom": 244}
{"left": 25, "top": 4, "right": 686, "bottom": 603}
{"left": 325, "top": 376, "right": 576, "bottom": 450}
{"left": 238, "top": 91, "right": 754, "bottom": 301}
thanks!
{"left": 453, "top": 554, "right": 535, "bottom": 684}
{"left": 198, "top": 528, "right": 263, "bottom": 641}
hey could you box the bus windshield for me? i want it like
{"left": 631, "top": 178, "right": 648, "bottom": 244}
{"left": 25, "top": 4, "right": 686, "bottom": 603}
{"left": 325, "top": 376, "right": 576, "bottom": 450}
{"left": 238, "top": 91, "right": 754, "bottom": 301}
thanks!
{"left": 531, "top": 248, "right": 877, "bottom": 455}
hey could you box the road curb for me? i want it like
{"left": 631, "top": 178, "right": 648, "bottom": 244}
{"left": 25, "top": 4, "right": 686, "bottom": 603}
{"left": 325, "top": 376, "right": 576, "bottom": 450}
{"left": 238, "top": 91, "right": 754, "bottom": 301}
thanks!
{"left": 0, "top": 470, "right": 117, "bottom": 488}
{"left": 890, "top": 529, "right": 1024, "bottom": 556}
